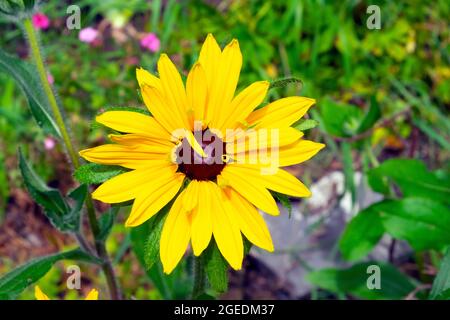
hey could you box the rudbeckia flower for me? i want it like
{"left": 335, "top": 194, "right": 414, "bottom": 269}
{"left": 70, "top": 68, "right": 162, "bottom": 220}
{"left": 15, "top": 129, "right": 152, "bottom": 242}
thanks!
{"left": 35, "top": 286, "right": 98, "bottom": 300}
{"left": 79, "top": 34, "right": 324, "bottom": 274}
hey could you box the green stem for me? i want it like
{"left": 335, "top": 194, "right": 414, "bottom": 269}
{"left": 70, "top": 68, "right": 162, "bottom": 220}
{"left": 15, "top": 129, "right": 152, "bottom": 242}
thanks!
{"left": 191, "top": 257, "right": 206, "bottom": 299}
{"left": 23, "top": 19, "right": 79, "bottom": 168}
{"left": 23, "top": 18, "right": 122, "bottom": 300}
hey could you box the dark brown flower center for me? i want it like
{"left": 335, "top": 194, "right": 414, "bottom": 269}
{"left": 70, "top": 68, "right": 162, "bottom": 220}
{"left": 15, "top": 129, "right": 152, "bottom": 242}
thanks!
{"left": 176, "top": 129, "right": 227, "bottom": 181}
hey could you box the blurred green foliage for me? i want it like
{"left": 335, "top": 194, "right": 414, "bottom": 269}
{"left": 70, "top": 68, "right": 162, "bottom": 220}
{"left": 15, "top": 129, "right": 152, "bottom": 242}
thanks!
{"left": 0, "top": 0, "right": 449, "bottom": 300}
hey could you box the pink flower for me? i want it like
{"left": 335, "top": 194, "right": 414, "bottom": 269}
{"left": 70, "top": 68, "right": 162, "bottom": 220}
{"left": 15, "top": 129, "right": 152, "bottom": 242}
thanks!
{"left": 32, "top": 13, "right": 50, "bottom": 30}
{"left": 47, "top": 72, "right": 54, "bottom": 85}
{"left": 79, "top": 27, "right": 99, "bottom": 44}
{"left": 140, "top": 33, "right": 160, "bottom": 53}
{"left": 44, "top": 137, "right": 55, "bottom": 150}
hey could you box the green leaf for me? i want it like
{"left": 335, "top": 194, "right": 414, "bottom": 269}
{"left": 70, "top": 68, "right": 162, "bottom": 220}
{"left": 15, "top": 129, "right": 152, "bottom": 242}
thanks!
{"left": 19, "top": 149, "right": 73, "bottom": 231}
{"left": 0, "top": 48, "right": 61, "bottom": 138}
{"left": 356, "top": 95, "right": 381, "bottom": 133}
{"left": 98, "top": 106, "right": 150, "bottom": 116}
{"left": 63, "top": 184, "right": 87, "bottom": 231}
{"left": 307, "top": 262, "right": 416, "bottom": 299}
{"left": 269, "top": 77, "right": 303, "bottom": 90}
{"left": 271, "top": 191, "right": 292, "bottom": 217}
{"left": 203, "top": 241, "right": 228, "bottom": 293}
{"left": 144, "top": 211, "right": 167, "bottom": 270}
{"left": 368, "top": 159, "right": 450, "bottom": 204}
{"left": 430, "top": 247, "right": 450, "bottom": 299}
{"left": 339, "top": 206, "right": 384, "bottom": 261}
{"left": 320, "top": 98, "right": 362, "bottom": 137}
{"left": 294, "top": 119, "right": 319, "bottom": 131}
{"left": 97, "top": 207, "right": 118, "bottom": 242}
{"left": 74, "top": 163, "right": 128, "bottom": 184}
{"left": 379, "top": 198, "right": 450, "bottom": 251}
{"left": 0, "top": 249, "right": 100, "bottom": 300}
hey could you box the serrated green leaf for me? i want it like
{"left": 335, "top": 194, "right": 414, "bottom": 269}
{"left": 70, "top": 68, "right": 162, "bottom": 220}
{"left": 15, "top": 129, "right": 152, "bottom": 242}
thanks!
{"left": 368, "top": 159, "right": 450, "bottom": 204}
{"left": 294, "top": 119, "right": 319, "bottom": 131}
{"left": 307, "top": 262, "right": 416, "bottom": 299}
{"left": 430, "top": 247, "right": 450, "bottom": 299}
{"left": 19, "top": 148, "right": 72, "bottom": 230}
{"left": 203, "top": 241, "right": 228, "bottom": 293}
{"left": 98, "top": 106, "right": 150, "bottom": 116}
{"left": 0, "top": 249, "right": 100, "bottom": 300}
{"left": 269, "top": 77, "right": 303, "bottom": 90}
{"left": 339, "top": 205, "right": 384, "bottom": 261}
{"left": 144, "top": 211, "right": 167, "bottom": 270}
{"left": 0, "top": 48, "right": 61, "bottom": 138}
{"left": 74, "top": 163, "right": 128, "bottom": 184}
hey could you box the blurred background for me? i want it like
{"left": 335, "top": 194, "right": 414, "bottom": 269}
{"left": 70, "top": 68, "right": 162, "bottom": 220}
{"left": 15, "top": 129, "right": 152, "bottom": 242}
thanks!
{"left": 0, "top": 0, "right": 449, "bottom": 299}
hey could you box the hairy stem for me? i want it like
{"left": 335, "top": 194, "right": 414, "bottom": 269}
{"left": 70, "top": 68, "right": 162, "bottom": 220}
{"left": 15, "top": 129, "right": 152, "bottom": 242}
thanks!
{"left": 191, "top": 257, "right": 206, "bottom": 299}
{"left": 23, "top": 18, "right": 122, "bottom": 300}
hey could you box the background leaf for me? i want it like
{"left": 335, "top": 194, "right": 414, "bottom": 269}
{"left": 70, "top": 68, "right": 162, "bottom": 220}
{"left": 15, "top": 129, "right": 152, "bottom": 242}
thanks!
{"left": 339, "top": 206, "right": 384, "bottom": 261}
{"left": 0, "top": 249, "right": 100, "bottom": 300}
{"left": 307, "top": 262, "right": 416, "bottom": 299}
{"left": 430, "top": 247, "right": 450, "bottom": 300}
{"left": 356, "top": 95, "right": 381, "bottom": 133}
{"left": 0, "top": 48, "right": 61, "bottom": 138}
{"left": 368, "top": 159, "right": 450, "bottom": 204}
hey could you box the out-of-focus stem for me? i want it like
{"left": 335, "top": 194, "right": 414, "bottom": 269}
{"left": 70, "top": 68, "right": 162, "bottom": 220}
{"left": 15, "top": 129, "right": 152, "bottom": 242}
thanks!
{"left": 23, "top": 18, "right": 79, "bottom": 168}
{"left": 23, "top": 18, "right": 122, "bottom": 300}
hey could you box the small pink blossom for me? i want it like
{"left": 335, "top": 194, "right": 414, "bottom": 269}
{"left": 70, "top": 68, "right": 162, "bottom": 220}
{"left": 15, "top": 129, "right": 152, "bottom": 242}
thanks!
{"left": 44, "top": 137, "right": 55, "bottom": 150}
{"left": 79, "top": 27, "right": 99, "bottom": 44}
{"left": 140, "top": 33, "right": 160, "bottom": 53}
{"left": 47, "top": 72, "right": 54, "bottom": 85}
{"left": 32, "top": 13, "right": 50, "bottom": 30}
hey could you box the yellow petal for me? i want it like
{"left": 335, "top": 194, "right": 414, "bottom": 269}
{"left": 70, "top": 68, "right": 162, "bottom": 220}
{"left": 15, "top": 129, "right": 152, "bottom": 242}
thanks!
{"left": 141, "top": 84, "right": 184, "bottom": 135}
{"left": 126, "top": 173, "right": 185, "bottom": 227}
{"left": 92, "top": 164, "right": 177, "bottom": 203}
{"left": 35, "top": 286, "right": 50, "bottom": 300}
{"left": 181, "top": 180, "right": 200, "bottom": 212}
{"left": 190, "top": 181, "right": 213, "bottom": 256}
{"left": 157, "top": 54, "right": 191, "bottom": 130}
{"left": 278, "top": 139, "right": 325, "bottom": 167}
{"left": 186, "top": 62, "right": 208, "bottom": 124}
{"left": 210, "top": 183, "right": 243, "bottom": 270}
{"left": 218, "top": 168, "right": 279, "bottom": 215}
{"left": 208, "top": 39, "right": 242, "bottom": 129}
{"left": 160, "top": 194, "right": 191, "bottom": 274}
{"left": 227, "top": 127, "right": 304, "bottom": 154}
{"left": 223, "top": 187, "right": 273, "bottom": 252}
{"left": 84, "top": 289, "right": 99, "bottom": 300}
{"left": 79, "top": 144, "right": 170, "bottom": 169}
{"left": 224, "top": 164, "right": 311, "bottom": 197}
{"left": 198, "top": 33, "right": 221, "bottom": 93}
{"left": 247, "top": 97, "right": 316, "bottom": 129}
{"left": 219, "top": 81, "right": 269, "bottom": 131}
{"left": 108, "top": 133, "right": 174, "bottom": 148}
{"left": 96, "top": 111, "right": 168, "bottom": 139}
{"left": 136, "top": 67, "right": 162, "bottom": 91}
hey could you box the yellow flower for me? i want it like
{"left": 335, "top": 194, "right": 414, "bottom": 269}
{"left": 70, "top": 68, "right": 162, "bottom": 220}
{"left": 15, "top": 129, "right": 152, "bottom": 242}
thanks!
{"left": 80, "top": 34, "right": 324, "bottom": 274}
{"left": 35, "top": 286, "right": 99, "bottom": 300}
